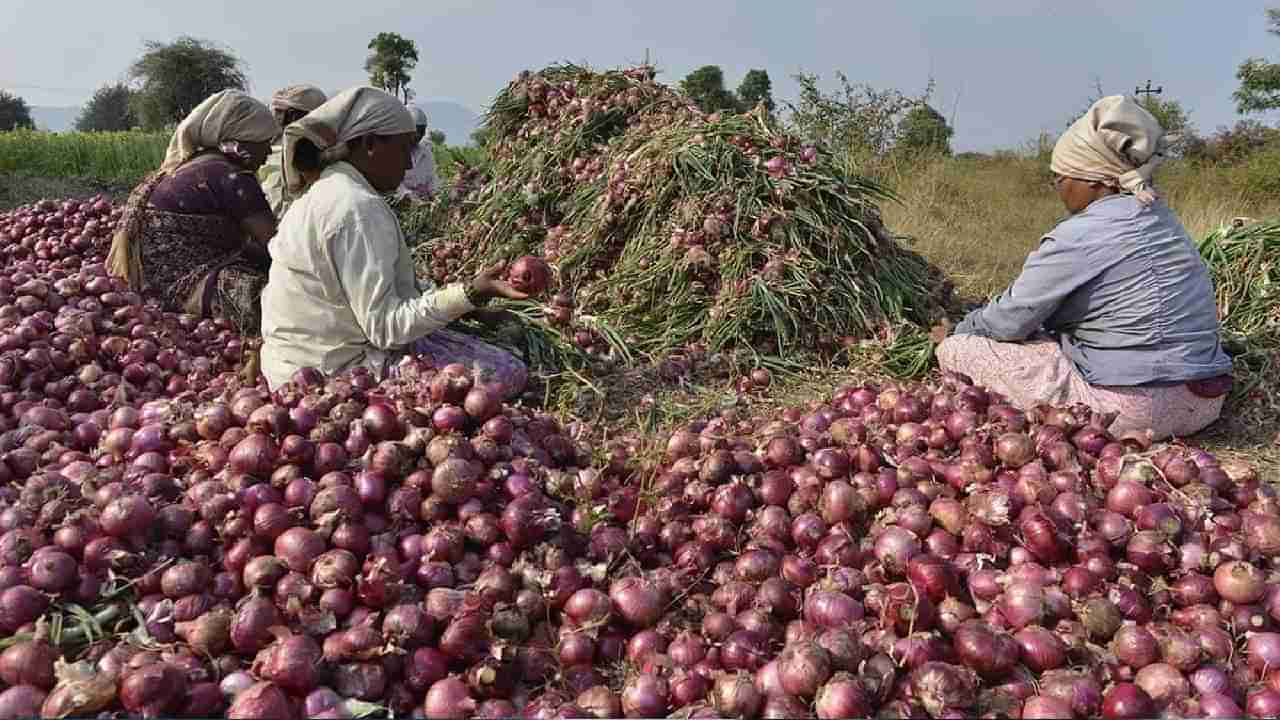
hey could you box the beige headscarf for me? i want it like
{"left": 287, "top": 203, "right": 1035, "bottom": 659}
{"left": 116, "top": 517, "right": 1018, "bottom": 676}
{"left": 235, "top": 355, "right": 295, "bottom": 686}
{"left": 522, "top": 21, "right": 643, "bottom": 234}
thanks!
{"left": 1051, "top": 95, "right": 1169, "bottom": 205}
{"left": 282, "top": 86, "right": 415, "bottom": 193}
{"left": 159, "top": 90, "right": 278, "bottom": 174}
{"left": 271, "top": 84, "right": 328, "bottom": 114}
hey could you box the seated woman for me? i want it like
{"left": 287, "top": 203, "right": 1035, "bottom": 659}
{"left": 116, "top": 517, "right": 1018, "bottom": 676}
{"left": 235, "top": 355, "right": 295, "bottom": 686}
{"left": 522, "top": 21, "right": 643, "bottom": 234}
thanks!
{"left": 108, "top": 90, "right": 278, "bottom": 336}
{"left": 259, "top": 84, "right": 328, "bottom": 218}
{"left": 259, "top": 87, "right": 529, "bottom": 398}
{"left": 937, "top": 95, "right": 1233, "bottom": 440}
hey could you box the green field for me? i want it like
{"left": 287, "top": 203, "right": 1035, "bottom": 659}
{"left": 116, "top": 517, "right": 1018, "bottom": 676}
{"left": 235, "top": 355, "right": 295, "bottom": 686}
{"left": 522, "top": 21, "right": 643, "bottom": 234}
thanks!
{"left": 0, "top": 130, "right": 479, "bottom": 188}
{"left": 0, "top": 130, "right": 167, "bottom": 184}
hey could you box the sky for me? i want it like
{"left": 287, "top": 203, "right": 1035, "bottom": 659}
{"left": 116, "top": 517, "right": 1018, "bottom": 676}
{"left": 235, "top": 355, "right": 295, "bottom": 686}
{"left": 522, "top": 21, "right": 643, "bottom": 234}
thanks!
{"left": 2, "top": 0, "right": 1277, "bottom": 151}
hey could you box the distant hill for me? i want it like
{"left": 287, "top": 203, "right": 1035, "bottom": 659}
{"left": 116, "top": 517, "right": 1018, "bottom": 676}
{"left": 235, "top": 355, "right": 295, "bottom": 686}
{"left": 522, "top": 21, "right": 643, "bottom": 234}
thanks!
{"left": 417, "top": 100, "right": 482, "bottom": 146}
{"left": 32, "top": 99, "right": 482, "bottom": 144}
{"left": 31, "top": 106, "right": 80, "bottom": 132}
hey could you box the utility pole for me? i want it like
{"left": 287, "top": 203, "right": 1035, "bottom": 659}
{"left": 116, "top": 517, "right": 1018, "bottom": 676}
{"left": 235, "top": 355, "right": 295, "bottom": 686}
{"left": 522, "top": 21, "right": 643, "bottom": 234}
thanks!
{"left": 1134, "top": 80, "right": 1163, "bottom": 99}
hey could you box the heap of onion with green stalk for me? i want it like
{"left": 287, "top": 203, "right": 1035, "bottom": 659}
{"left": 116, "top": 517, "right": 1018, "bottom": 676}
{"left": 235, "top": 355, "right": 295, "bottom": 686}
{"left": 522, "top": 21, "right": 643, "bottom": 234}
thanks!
{"left": 407, "top": 64, "right": 953, "bottom": 377}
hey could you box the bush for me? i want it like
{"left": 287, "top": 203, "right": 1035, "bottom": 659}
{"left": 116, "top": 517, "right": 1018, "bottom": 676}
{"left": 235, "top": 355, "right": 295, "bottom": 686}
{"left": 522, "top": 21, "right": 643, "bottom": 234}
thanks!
{"left": 1184, "top": 120, "right": 1280, "bottom": 165}
{"left": 1237, "top": 145, "right": 1280, "bottom": 197}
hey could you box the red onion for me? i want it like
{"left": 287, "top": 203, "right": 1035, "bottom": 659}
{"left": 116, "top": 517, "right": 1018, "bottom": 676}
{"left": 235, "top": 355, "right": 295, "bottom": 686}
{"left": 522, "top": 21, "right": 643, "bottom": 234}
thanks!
{"left": 119, "top": 663, "right": 188, "bottom": 717}
{"left": 1101, "top": 682, "right": 1154, "bottom": 719}
{"left": 274, "top": 527, "right": 324, "bottom": 573}
{"left": 1249, "top": 689, "right": 1280, "bottom": 718}
{"left": 1133, "top": 662, "right": 1189, "bottom": 709}
{"left": 0, "top": 685, "right": 48, "bottom": 719}
{"left": 873, "top": 525, "right": 920, "bottom": 574}
{"left": 909, "top": 662, "right": 979, "bottom": 717}
{"left": 621, "top": 673, "right": 668, "bottom": 718}
{"left": 722, "top": 630, "right": 769, "bottom": 671}
{"left": 609, "top": 576, "right": 664, "bottom": 628}
{"left": 1200, "top": 692, "right": 1245, "bottom": 718}
{"left": 1247, "top": 632, "right": 1280, "bottom": 676}
{"left": 252, "top": 632, "right": 322, "bottom": 695}
{"left": 228, "top": 433, "right": 278, "bottom": 477}
{"left": 814, "top": 672, "right": 872, "bottom": 719}
{"left": 1214, "top": 559, "right": 1265, "bottom": 603}
{"left": 712, "top": 672, "right": 761, "bottom": 718}
{"left": 776, "top": 641, "right": 832, "bottom": 697}
{"left": 0, "top": 641, "right": 55, "bottom": 689}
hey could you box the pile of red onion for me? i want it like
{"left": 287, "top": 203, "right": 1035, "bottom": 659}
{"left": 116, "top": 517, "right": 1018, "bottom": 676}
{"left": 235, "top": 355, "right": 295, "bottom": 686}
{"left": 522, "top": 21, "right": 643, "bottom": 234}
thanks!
{"left": 0, "top": 195, "right": 1278, "bottom": 720}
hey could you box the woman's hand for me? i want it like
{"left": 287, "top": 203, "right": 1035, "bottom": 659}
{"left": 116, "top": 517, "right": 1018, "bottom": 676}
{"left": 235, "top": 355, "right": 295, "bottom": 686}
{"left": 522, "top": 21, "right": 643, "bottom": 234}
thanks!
{"left": 929, "top": 319, "right": 953, "bottom": 344}
{"left": 469, "top": 264, "right": 530, "bottom": 302}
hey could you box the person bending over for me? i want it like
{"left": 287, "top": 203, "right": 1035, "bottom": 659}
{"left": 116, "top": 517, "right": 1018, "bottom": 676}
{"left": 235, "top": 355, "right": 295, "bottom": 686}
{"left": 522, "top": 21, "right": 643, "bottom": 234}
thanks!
{"left": 259, "top": 87, "right": 529, "bottom": 398}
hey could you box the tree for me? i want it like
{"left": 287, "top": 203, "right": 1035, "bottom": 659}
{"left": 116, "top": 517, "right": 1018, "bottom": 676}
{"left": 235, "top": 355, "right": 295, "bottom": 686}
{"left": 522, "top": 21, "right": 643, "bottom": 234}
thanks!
{"left": 470, "top": 126, "right": 492, "bottom": 147}
{"left": 786, "top": 72, "right": 932, "bottom": 162}
{"left": 737, "top": 69, "right": 774, "bottom": 113}
{"left": 365, "top": 33, "right": 419, "bottom": 104}
{"left": 0, "top": 91, "right": 34, "bottom": 131}
{"left": 429, "top": 129, "right": 446, "bottom": 145}
{"left": 680, "top": 65, "right": 741, "bottom": 114}
{"left": 897, "top": 104, "right": 953, "bottom": 155}
{"left": 129, "top": 36, "right": 247, "bottom": 130}
{"left": 1068, "top": 79, "right": 1195, "bottom": 155}
{"left": 75, "top": 83, "right": 138, "bottom": 132}
{"left": 1136, "top": 95, "right": 1195, "bottom": 154}
{"left": 1234, "top": 8, "right": 1280, "bottom": 114}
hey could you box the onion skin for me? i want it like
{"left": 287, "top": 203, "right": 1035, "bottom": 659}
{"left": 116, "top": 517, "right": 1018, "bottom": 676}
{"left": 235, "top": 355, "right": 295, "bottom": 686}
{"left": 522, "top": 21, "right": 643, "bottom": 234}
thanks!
{"left": 1021, "top": 695, "right": 1073, "bottom": 719}
{"left": 1101, "top": 682, "right": 1155, "bottom": 719}
{"left": 1214, "top": 560, "right": 1265, "bottom": 604}
{"left": 0, "top": 685, "right": 47, "bottom": 719}
{"left": 776, "top": 641, "right": 832, "bottom": 697}
{"left": 814, "top": 672, "right": 871, "bottom": 719}
{"left": 909, "top": 661, "right": 979, "bottom": 718}
{"left": 227, "top": 681, "right": 292, "bottom": 720}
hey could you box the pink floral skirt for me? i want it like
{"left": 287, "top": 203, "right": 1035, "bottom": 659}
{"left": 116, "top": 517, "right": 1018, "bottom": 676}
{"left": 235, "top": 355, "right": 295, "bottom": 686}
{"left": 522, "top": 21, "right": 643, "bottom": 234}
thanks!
{"left": 936, "top": 335, "right": 1225, "bottom": 440}
{"left": 390, "top": 328, "right": 528, "bottom": 400}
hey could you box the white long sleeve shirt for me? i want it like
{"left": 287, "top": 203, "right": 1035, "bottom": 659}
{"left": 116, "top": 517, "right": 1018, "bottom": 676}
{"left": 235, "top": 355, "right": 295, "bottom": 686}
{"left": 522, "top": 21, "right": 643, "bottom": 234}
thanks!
{"left": 260, "top": 161, "right": 473, "bottom": 389}
{"left": 396, "top": 139, "right": 439, "bottom": 201}
{"left": 257, "top": 144, "right": 291, "bottom": 218}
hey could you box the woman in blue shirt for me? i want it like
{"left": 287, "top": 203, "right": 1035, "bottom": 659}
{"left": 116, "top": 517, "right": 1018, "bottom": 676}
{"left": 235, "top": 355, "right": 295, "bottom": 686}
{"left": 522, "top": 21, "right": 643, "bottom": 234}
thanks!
{"left": 937, "top": 96, "right": 1232, "bottom": 440}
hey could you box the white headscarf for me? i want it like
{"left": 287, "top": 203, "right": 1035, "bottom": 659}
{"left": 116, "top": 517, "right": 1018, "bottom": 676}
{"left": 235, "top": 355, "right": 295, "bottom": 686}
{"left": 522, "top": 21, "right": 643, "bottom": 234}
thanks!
{"left": 409, "top": 105, "right": 428, "bottom": 127}
{"left": 271, "top": 84, "right": 328, "bottom": 114}
{"left": 159, "top": 90, "right": 278, "bottom": 174}
{"left": 282, "top": 86, "right": 415, "bottom": 193}
{"left": 1051, "top": 95, "right": 1169, "bottom": 205}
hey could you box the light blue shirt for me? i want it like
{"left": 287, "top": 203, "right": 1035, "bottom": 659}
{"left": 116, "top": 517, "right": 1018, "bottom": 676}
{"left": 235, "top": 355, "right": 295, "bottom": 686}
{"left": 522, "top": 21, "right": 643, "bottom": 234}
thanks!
{"left": 954, "top": 193, "right": 1232, "bottom": 387}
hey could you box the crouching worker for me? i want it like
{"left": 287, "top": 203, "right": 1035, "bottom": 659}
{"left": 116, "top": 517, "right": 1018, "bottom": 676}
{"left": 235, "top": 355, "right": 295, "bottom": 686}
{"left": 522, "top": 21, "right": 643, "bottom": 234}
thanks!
{"left": 259, "top": 84, "right": 329, "bottom": 218}
{"left": 937, "top": 96, "right": 1233, "bottom": 440}
{"left": 259, "top": 87, "right": 529, "bottom": 397}
{"left": 108, "top": 90, "right": 279, "bottom": 337}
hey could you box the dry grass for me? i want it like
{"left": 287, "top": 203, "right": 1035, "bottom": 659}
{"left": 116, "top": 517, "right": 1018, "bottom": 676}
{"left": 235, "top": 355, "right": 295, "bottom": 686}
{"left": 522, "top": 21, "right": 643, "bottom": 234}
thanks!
{"left": 880, "top": 154, "right": 1280, "bottom": 298}
{"left": 879, "top": 153, "right": 1280, "bottom": 468}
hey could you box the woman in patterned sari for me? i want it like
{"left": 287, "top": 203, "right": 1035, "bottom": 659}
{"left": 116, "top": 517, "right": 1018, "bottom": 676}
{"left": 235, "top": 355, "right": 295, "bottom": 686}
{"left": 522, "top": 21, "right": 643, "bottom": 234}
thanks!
{"left": 107, "top": 90, "right": 279, "bottom": 336}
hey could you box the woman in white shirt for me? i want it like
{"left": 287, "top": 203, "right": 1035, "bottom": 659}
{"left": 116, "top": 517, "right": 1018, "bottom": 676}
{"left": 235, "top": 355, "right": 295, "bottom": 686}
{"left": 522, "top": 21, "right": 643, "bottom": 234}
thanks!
{"left": 259, "top": 87, "right": 528, "bottom": 397}
{"left": 258, "top": 84, "right": 328, "bottom": 218}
